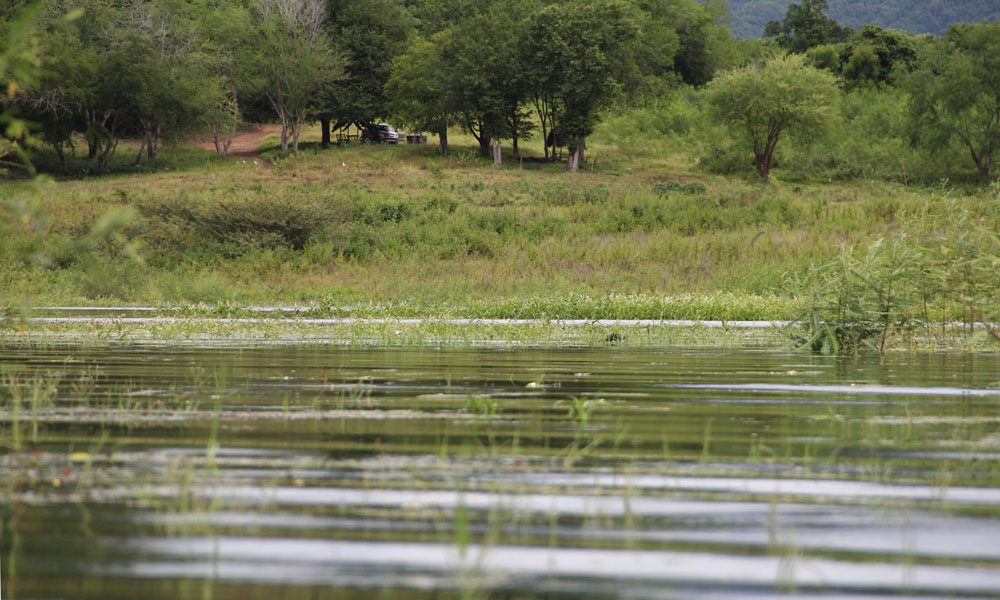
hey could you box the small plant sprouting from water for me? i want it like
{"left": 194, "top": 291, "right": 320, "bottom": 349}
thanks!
{"left": 213, "top": 366, "right": 229, "bottom": 394}
{"left": 2, "top": 368, "right": 60, "bottom": 414}
{"left": 464, "top": 395, "right": 501, "bottom": 418}
{"left": 555, "top": 396, "right": 604, "bottom": 425}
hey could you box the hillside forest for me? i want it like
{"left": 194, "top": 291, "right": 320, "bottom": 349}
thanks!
{"left": 727, "top": 0, "right": 1000, "bottom": 38}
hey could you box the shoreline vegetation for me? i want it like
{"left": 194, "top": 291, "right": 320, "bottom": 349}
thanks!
{"left": 3, "top": 2, "right": 1000, "bottom": 354}
{"left": 2, "top": 305, "right": 996, "bottom": 352}
{"left": 2, "top": 129, "right": 1000, "bottom": 353}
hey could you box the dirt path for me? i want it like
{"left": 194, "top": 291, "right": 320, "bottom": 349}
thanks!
{"left": 194, "top": 124, "right": 283, "bottom": 157}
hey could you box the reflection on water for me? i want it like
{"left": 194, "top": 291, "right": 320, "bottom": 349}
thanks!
{"left": 1, "top": 345, "right": 1000, "bottom": 599}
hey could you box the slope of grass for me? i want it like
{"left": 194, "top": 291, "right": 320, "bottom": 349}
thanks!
{"left": 1, "top": 123, "right": 996, "bottom": 332}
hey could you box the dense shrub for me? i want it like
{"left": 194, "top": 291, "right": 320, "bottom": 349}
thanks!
{"left": 138, "top": 195, "right": 333, "bottom": 260}
{"left": 697, "top": 145, "right": 753, "bottom": 176}
{"left": 654, "top": 180, "right": 708, "bottom": 196}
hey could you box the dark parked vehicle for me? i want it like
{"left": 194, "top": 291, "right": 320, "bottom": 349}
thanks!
{"left": 361, "top": 123, "right": 399, "bottom": 143}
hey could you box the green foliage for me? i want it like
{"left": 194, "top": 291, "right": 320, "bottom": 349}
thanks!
{"left": 706, "top": 53, "right": 841, "bottom": 182}
{"left": 592, "top": 90, "right": 705, "bottom": 155}
{"left": 102, "top": 1, "right": 221, "bottom": 161}
{"left": 464, "top": 395, "right": 500, "bottom": 417}
{"left": 783, "top": 86, "right": 924, "bottom": 182}
{"left": 385, "top": 36, "right": 450, "bottom": 141}
{"left": 904, "top": 21, "right": 1000, "bottom": 180}
{"left": 555, "top": 396, "right": 604, "bottom": 424}
{"left": 765, "top": 0, "right": 849, "bottom": 53}
{"left": 321, "top": 0, "right": 413, "bottom": 127}
{"left": 248, "top": 0, "right": 345, "bottom": 153}
{"left": 790, "top": 237, "right": 918, "bottom": 354}
{"left": 840, "top": 24, "right": 918, "bottom": 88}
{"left": 138, "top": 195, "right": 333, "bottom": 260}
{"left": 523, "top": 0, "right": 637, "bottom": 169}
{"left": 0, "top": 1, "right": 43, "bottom": 175}
{"left": 805, "top": 44, "right": 840, "bottom": 71}
{"left": 792, "top": 197, "right": 1000, "bottom": 354}
{"left": 653, "top": 180, "right": 707, "bottom": 195}
{"left": 632, "top": 0, "right": 732, "bottom": 88}
{"left": 440, "top": 4, "right": 526, "bottom": 155}
{"left": 698, "top": 145, "right": 755, "bottom": 176}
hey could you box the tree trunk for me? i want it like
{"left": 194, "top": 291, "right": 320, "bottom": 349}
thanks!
{"left": 491, "top": 137, "right": 502, "bottom": 166}
{"left": 276, "top": 106, "right": 290, "bottom": 151}
{"left": 541, "top": 120, "right": 549, "bottom": 160}
{"left": 95, "top": 116, "right": 118, "bottom": 173}
{"left": 291, "top": 112, "right": 304, "bottom": 154}
{"left": 147, "top": 126, "right": 158, "bottom": 161}
{"left": 438, "top": 127, "right": 448, "bottom": 157}
{"left": 754, "top": 151, "right": 771, "bottom": 183}
{"left": 533, "top": 95, "right": 551, "bottom": 161}
{"left": 511, "top": 132, "right": 519, "bottom": 160}
{"left": 224, "top": 110, "right": 236, "bottom": 155}
{"left": 566, "top": 136, "right": 585, "bottom": 172}
{"left": 321, "top": 117, "right": 330, "bottom": 148}
{"left": 55, "top": 143, "right": 67, "bottom": 172}
{"left": 135, "top": 136, "right": 146, "bottom": 165}
{"left": 86, "top": 111, "right": 100, "bottom": 159}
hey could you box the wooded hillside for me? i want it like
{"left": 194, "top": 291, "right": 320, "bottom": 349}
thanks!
{"left": 727, "top": 0, "right": 1000, "bottom": 38}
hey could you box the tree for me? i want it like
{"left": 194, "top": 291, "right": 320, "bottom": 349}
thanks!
{"left": 249, "top": 0, "right": 344, "bottom": 153}
{"left": 195, "top": 0, "right": 257, "bottom": 156}
{"left": 904, "top": 22, "right": 1000, "bottom": 181}
{"left": 765, "top": 0, "right": 849, "bottom": 54}
{"left": 385, "top": 35, "right": 453, "bottom": 156}
{"left": 706, "top": 53, "right": 840, "bottom": 183}
{"left": 16, "top": 22, "right": 94, "bottom": 170}
{"left": 524, "top": 0, "right": 637, "bottom": 171}
{"left": 319, "top": 0, "right": 413, "bottom": 147}
{"left": 838, "top": 24, "right": 918, "bottom": 89}
{"left": 638, "top": 0, "right": 732, "bottom": 88}
{"left": 16, "top": 0, "right": 227, "bottom": 170}
{"left": 102, "top": 0, "right": 219, "bottom": 164}
{"left": 440, "top": 5, "right": 527, "bottom": 164}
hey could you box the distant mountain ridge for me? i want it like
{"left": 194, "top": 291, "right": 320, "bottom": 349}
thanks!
{"left": 724, "top": 0, "right": 1000, "bottom": 38}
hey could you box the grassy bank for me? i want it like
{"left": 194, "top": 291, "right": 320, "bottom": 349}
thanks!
{"left": 2, "top": 125, "right": 999, "bottom": 350}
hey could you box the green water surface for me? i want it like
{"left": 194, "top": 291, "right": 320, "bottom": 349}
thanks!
{"left": 2, "top": 345, "right": 1000, "bottom": 599}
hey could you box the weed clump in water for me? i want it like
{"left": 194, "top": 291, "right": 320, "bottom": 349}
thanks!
{"left": 791, "top": 199, "right": 1000, "bottom": 354}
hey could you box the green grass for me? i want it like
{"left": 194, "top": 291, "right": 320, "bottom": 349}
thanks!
{"left": 2, "top": 121, "right": 999, "bottom": 353}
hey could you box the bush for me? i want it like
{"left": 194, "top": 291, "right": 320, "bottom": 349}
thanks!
{"left": 139, "top": 195, "right": 333, "bottom": 259}
{"left": 351, "top": 196, "right": 412, "bottom": 225}
{"left": 697, "top": 145, "right": 752, "bottom": 176}
{"left": 653, "top": 180, "right": 708, "bottom": 196}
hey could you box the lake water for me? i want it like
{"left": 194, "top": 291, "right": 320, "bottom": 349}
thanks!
{"left": 2, "top": 344, "right": 1000, "bottom": 599}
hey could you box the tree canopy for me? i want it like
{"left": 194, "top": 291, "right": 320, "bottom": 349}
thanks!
{"left": 706, "top": 53, "right": 840, "bottom": 182}
{"left": 3, "top": 0, "right": 1000, "bottom": 185}
{"left": 904, "top": 21, "right": 1000, "bottom": 180}
{"left": 765, "top": 0, "right": 850, "bottom": 53}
